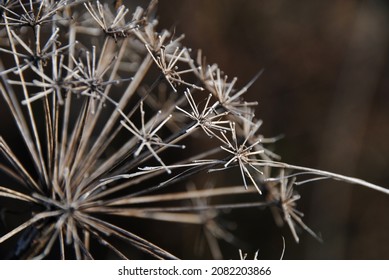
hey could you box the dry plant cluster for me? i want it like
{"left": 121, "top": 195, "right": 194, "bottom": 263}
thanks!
{"left": 0, "top": 0, "right": 388, "bottom": 259}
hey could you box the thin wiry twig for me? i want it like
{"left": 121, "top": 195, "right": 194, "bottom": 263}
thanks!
{"left": 0, "top": 0, "right": 387, "bottom": 260}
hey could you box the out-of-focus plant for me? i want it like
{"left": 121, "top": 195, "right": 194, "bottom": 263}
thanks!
{"left": 0, "top": 0, "right": 388, "bottom": 259}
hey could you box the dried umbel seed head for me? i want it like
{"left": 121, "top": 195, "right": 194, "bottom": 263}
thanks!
{"left": 0, "top": 0, "right": 388, "bottom": 259}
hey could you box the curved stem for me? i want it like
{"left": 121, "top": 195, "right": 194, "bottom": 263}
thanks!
{"left": 260, "top": 160, "right": 389, "bottom": 195}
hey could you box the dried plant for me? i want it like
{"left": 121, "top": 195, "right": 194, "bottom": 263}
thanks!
{"left": 0, "top": 0, "right": 388, "bottom": 259}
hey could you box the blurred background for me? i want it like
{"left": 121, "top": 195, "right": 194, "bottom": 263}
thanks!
{"left": 1, "top": 0, "right": 389, "bottom": 259}
{"left": 152, "top": 0, "right": 389, "bottom": 259}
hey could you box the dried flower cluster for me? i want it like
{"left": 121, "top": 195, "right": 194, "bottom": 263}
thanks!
{"left": 0, "top": 0, "right": 388, "bottom": 259}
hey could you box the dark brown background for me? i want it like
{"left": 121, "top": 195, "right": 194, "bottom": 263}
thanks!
{"left": 152, "top": 0, "right": 389, "bottom": 259}
{"left": 1, "top": 0, "right": 388, "bottom": 259}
